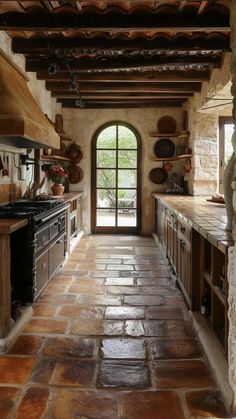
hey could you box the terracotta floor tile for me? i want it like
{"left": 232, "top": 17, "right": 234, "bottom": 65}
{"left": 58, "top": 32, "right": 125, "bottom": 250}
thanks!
{"left": 105, "top": 277, "right": 134, "bottom": 285}
{"left": 68, "top": 284, "right": 105, "bottom": 294}
{"left": 125, "top": 320, "right": 145, "bottom": 336}
{"left": 49, "top": 389, "right": 119, "bottom": 419}
{"left": 71, "top": 277, "right": 105, "bottom": 285}
{"left": 146, "top": 306, "right": 186, "bottom": 319}
{"left": 42, "top": 283, "right": 68, "bottom": 294}
{"left": 98, "top": 361, "right": 150, "bottom": 388}
{"left": 59, "top": 305, "right": 104, "bottom": 318}
{"left": 143, "top": 320, "right": 195, "bottom": 337}
{"left": 101, "top": 338, "right": 146, "bottom": 359}
{"left": 102, "top": 320, "right": 124, "bottom": 335}
{"left": 0, "top": 387, "right": 21, "bottom": 419}
{"left": 164, "top": 295, "right": 187, "bottom": 306}
{"left": 105, "top": 306, "right": 145, "bottom": 319}
{"left": 148, "top": 338, "right": 202, "bottom": 359}
{"left": 153, "top": 360, "right": 214, "bottom": 388}
{"left": 124, "top": 295, "right": 164, "bottom": 306}
{"left": 70, "top": 318, "right": 102, "bottom": 335}
{"left": 33, "top": 304, "right": 58, "bottom": 317}
{"left": 42, "top": 337, "right": 97, "bottom": 358}
{"left": 121, "top": 390, "right": 184, "bottom": 419}
{"left": 77, "top": 263, "right": 106, "bottom": 270}
{"left": 0, "top": 357, "right": 36, "bottom": 384}
{"left": 30, "top": 359, "right": 56, "bottom": 383}
{"left": 37, "top": 293, "right": 77, "bottom": 304}
{"left": 90, "top": 270, "right": 120, "bottom": 277}
{"left": 9, "top": 335, "right": 45, "bottom": 355}
{"left": 24, "top": 318, "right": 68, "bottom": 334}
{"left": 49, "top": 276, "right": 73, "bottom": 286}
{"left": 51, "top": 359, "right": 96, "bottom": 386}
{"left": 15, "top": 387, "right": 50, "bottom": 419}
{"left": 185, "top": 390, "right": 229, "bottom": 418}
{"left": 76, "top": 295, "right": 123, "bottom": 306}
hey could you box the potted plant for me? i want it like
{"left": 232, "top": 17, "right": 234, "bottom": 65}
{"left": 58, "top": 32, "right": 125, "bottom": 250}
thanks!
{"left": 47, "top": 164, "right": 67, "bottom": 195}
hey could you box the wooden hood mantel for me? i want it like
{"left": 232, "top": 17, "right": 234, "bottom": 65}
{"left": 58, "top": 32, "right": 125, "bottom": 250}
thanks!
{"left": 0, "top": 52, "right": 60, "bottom": 149}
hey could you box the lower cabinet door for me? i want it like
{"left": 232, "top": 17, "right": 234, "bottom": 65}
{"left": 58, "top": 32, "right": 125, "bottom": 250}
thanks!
{"left": 49, "top": 233, "right": 66, "bottom": 277}
{"left": 35, "top": 249, "right": 49, "bottom": 297}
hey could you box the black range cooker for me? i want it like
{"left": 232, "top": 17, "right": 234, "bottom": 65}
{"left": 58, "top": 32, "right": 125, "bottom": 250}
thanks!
{"left": 0, "top": 198, "right": 70, "bottom": 306}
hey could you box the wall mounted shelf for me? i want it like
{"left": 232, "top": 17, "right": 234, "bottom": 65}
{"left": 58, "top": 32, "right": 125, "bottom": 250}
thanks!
{"left": 153, "top": 154, "right": 192, "bottom": 162}
{"left": 40, "top": 155, "right": 71, "bottom": 163}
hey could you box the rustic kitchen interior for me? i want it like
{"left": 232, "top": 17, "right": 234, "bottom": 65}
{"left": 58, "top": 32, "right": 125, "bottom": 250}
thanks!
{"left": 1, "top": 1, "right": 236, "bottom": 417}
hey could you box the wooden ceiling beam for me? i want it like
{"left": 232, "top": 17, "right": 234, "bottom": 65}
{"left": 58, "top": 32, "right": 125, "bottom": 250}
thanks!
{"left": 11, "top": 36, "right": 230, "bottom": 54}
{"left": 26, "top": 55, "right": 221, "bottom": 72}
{"left": 52, "top": 92, "right": 193, "bottom": 99}
{"left": 0, "top": 12, "right": 230, "bottom": 32}
{"left": 37, "top": 70, "right": 210, "bottom": 82}
{"left": 58, "top": 99, "right": 185, "bottom": 108}
{"left": 45, "top": 81, "right": 202, "bottom": 92}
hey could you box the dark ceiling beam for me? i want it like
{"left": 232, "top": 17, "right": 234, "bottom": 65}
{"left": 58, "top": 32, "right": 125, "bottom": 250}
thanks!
{"left": 58, "top": 99, "right": 185, "bottom": 108}
{"left": 37, "top": 70, "right": 210, "bottom": 82}
{"left": 45, "top": 81, "right": 202, "bottom": 92}
{"left": 11, "top": 36, "right": 230, "bottom": 54}
{"left": 52, "top": 92, "right": 193, "bottom": 99}
{"left": 0, "top": 11, "right": 230, "bottom": 31}
{"left": 26, "top": 55, "right": 221, "bottom": 72}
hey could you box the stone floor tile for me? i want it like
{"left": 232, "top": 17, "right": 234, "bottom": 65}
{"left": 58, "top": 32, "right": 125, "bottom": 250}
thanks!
{"left": 124, "top": 295, "right": 164, "bottom": 306}
{"left": 153, "top": 360, "right": 214, "bottom": 388}
{"left": 89, "top": 270, "right": 120, "bottom": 277}
{"left": 42, "top": 337, "right": 97, "bottom": 358}
{"left": 137, "top": 278, "right": 171, "bottom": 285}
{"left": 50, "top": 276, "right": 74, "bottom": 286}
{"left": 164, "top": 295, "right": 187, "bottom": 306}
{"left": 76, "top": 295, "right": 123, "bottom": 306}
{"left": 124, "top": 320, "right": 145, "bottom": 336}
{"left": 141, "top": 286, "right": 177, "bottom": 295}
{"left": 9, "top": 335, "right": 45, "bottom": 355}
{"left": 107, "top": 264, "right": 133, "bottom": 271}
{"left": 134, "top": 264, "right": 169, "bottom": 271}
{"left": 77, "top": 263, "right": 106, "bottom": 270}
{"left": 15, "top": 387, "right": 50, "bottom": 419}
{"left": 102, "top": 320, "right": 124, "bottom": 335}
{"left": 108, "top": 285, "right": 140, "bottom": 295}
{"left": 101, "top": 338, "right": 146, "bottom": 359}
{"left": 120, "top": 390, "right": 184, "bottom": 419}
{"left": 68, "top": 283, "right": 105, "bottom": 294}
{"left": 98, "top": 361, "right": 150, "bottom": 388}
{"left": 51, "top": 359, "right": 96, "bottom": 386}
{"left": 33, "top": 304, "right": 58, "bottom": 317}
{"left": 146, "top": 306, "right": 186, "bottom": 319}
{"left": 130, "top": 271, "right": 170, "bottom": 278}
{"left": 185, "top": 390, "right": 229, "bottom": 418}
{"left": 59, "top": 305, "right": 104, "bottom": 318}
{"left": 105, "top": 277, "right": 134, "bottom": 285}
{"left": 72, "top": 277, "right": 105, "bottom": 285}
{"left": 30, "top": 359, "right": 56, "bottom": 383}
{"left": 49, "top": 389, "right": 120, "bottom": 419}
{"left": 105, "top": 306, "right": 145, "bottom": 319}
{"left": 70, "top": 318, "right": 102, "bottom": 335}
{"left": 148, "top": 338, "right": 202, "bottom": 359}
{"left": 0, "top": 357, "right": 36, "bottom": 384}
{"left": 0, "top": 387, "right": 21, "bottom": 419}
{"left": 143, "top": 320, "right": 195, "bottom": 337}
{"left": 42, "top": 283, "right": 68, "bottom": 294}
{"left": 24, "top": 318, "right": 68, "bottom": 334}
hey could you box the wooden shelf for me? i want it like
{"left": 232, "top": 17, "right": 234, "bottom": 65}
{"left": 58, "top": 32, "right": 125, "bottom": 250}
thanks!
{"left": 40, "top": 155, "right": 71, "bottom": 162}
{"left": 153, "top": 154, "right": 192, "bottom": 162}
{"left": 213, "top": 285, "right": 226, "bottom": 306}
{"left": 149, "top": 132, "right": 180, "bottom": 138}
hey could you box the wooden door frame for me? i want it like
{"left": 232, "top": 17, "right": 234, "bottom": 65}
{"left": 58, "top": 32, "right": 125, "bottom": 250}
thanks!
{"left": 91, "top": 121, "right": 142, "bottom": 234}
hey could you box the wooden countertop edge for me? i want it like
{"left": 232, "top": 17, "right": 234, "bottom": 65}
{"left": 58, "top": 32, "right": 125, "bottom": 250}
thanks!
{"left": 152, "top": 193, "right": 234, "bottom": 251}
{"left": 0, "top": 219, "right": 28, "bottom": 234}
{"left": 61, "top": 192, "right": 84, "bottom": 202}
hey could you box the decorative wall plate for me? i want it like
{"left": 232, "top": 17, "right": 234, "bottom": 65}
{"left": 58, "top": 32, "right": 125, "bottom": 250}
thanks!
{"left": 67, "top": 143, "right": 83, "bottom": 163}
{"left": 149, "top": 167, "right": 168, "bottom": 184}
{"left": 67, "top": 166, "right": 84, "bottom": 184}
{"left": 154, "top": 138, "right": 175, "bottom": 158}
{"left": 157, "top": 116, "right": 177, "bottom": 134}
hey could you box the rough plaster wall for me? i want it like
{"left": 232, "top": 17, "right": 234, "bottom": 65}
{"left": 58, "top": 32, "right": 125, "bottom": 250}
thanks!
{"left": 228, "top": 0, "right": 236, "bottom": 412}
{"left": 62, "top": 107, "right": 182, "bottom": 235}
{"left": 183, "top": 55, "right": 231, "bottom": 195}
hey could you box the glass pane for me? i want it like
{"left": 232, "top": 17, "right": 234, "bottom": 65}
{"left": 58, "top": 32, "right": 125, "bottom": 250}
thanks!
{"left": 97, "top": 126, "right": 116, "bottom": 149}
{"left": 118, "top": 126, "right": 137, "bottom": 149}
{"left": 97, "top": 169, "right": 116, "bottom": 188}
{"left": 97, "top": 189, "right": 116, "bottom": 208}
{"left": 97, "top": 150, "right": 116, "bottom": 168}
{"left": 118, "top": 169, "right": 137, "bottom": 188}
{"left": 224, "top": 124, "right": 234, "bottom": 167}
{"left": 117, "top": 189, "right": 136, "bottom": 209}
{"left": 118, "top": 150, "right": 137, "bottom": 168}
{"left": 117, "top": 209, "right": 137, "bottom": 227}
{"left": 97, "top": 209, "right": 116, "bottom": 226}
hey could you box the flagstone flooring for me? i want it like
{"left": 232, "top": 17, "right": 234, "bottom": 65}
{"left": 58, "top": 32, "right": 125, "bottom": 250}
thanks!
{"left": 0, "top": 235, "right": 231, "bottom": 418}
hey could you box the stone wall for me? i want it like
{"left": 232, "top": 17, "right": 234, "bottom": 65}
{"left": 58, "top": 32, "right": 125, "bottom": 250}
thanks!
{"left": 62, "top": 107, "right": 182, "bottom": 235}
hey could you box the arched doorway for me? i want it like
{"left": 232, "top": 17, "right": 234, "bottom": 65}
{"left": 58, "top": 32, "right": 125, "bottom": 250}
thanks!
{"left": 91, "top": 122, "right": 141, "bottom": 233}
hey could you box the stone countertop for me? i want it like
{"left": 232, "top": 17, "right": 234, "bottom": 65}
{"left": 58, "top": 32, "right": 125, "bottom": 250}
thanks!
{"left": 60, "top": 192, "right": 84, "bottom": 202}
{"left": 153, "top": 193, "right": 234, "bottom": 252}
{"left": 0, "top": 219, "right": 28, "bottom": 234}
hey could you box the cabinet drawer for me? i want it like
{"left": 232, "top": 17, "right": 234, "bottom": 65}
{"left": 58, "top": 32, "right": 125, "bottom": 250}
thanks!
{"left": 49, "top": 234, "right": 66, "bottom": 277}
{"left": 35, "top": 249, "right": 49, "bottom": 296}
{"left": 35, "top": 226, "right": 50, "bottom": 254}
{"left": 50, "top": 214, "right": 66, "bottom": 240}
{"left": 177, "top": 219, "right": 192, "bottom": 243}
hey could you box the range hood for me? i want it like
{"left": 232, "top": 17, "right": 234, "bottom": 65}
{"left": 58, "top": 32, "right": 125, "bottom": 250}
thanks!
{"left": 0, "top": 52, "right": 60, "bottom": 149}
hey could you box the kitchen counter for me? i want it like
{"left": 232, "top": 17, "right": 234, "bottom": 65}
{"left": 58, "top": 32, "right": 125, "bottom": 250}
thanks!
{"left": 61, "top": 192, "right": 83, "bottom": 203}
{"left": 153, "top": 193, "right": 234, "bottom": 252}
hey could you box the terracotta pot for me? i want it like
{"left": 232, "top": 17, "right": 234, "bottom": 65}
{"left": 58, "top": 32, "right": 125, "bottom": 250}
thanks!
{"left": 51, "top": 183, "right": 64, "bottom": 196}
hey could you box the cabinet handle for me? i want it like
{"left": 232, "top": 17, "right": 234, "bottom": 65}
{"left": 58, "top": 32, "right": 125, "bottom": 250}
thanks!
{"left": 56, "top": 239, "right": 63, "bottom": 244}
{"left": 54, "top": 221, "right": 59, "bottom": 226}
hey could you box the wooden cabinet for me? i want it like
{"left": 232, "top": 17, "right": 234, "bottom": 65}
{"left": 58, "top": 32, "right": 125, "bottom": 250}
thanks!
{"left": 66, "top": 194, "right": 83, "bottom": 253}
{"left": 177, "top": 217, "right": 192, "bottom": 307}
{"left": 199, "top": 237, "right": 228, "bottom": 355}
